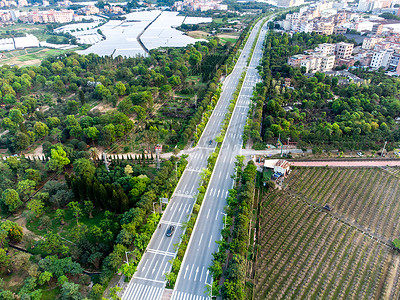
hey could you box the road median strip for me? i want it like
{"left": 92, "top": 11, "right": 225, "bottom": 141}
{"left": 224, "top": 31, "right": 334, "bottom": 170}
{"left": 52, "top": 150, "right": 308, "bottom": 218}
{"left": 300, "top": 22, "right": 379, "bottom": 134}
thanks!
{"left": 164, "top": 18, "right": 265, "bottom": 289}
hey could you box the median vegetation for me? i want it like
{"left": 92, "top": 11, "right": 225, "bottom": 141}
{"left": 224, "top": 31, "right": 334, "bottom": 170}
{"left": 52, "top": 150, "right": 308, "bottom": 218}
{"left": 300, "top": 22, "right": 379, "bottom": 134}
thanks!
{"left": 209, "top": 158, "right": 257, "bottom": 299}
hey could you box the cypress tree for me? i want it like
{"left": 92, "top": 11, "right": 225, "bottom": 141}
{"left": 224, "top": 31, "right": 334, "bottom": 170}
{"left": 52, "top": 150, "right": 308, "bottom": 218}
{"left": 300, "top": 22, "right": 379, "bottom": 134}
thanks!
{"left": 105, "top": 183, "right": 114, "bottom": 209}
{"left": 120, "top": 187, "right": 129, "bottom": 212}
{"left": 71, "top": 178, "right": 80, "bottom": 201}
{"left": 86, "top": 177, "right": 94, "bottom": 202}
{"left": 92, "top": 179, "right": 100, "bottom": 208}
{"left": 65, "top": 173, "right": 71, "bottom": 188}
{"left": 98, "top": 184, "right": 108, "bottom": 209}
{"left": 112, "top": 189, "right": 120, "bottom": 213}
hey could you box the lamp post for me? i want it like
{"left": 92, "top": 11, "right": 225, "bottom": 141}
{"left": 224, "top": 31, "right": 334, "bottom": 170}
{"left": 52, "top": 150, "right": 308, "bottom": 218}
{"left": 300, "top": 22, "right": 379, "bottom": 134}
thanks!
{"left": 125, "top": 250, "right": 135, "bottom": 266}
{"left": 221, "top": 212, "right": 227, "bottom": 229}
{"left": 206, "top": 282, "right": 213, "bottom": 299}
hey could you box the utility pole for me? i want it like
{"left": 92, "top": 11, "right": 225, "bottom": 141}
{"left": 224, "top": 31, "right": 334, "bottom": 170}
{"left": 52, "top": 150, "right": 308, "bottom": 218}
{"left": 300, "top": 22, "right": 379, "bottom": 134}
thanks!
{"left": 382, "top": 140, "right": 387, "bottom": 157}
{"left": 175, "top": 161, "right": 178, "bottom": 182}
{"left": 287, "top": 137, "right": 290, "bottom": 155}
{"left": 155, "top": 144, "right": 162, "bottom": 169}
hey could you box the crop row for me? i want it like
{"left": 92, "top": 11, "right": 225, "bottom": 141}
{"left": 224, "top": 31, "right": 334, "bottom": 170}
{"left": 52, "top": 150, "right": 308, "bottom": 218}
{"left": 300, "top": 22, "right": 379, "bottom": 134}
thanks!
{"left": 289, "top": 167, "right": 400, "bottom": 241}
{"left": 254, "top": 190, "right": 400, "bottom": 299}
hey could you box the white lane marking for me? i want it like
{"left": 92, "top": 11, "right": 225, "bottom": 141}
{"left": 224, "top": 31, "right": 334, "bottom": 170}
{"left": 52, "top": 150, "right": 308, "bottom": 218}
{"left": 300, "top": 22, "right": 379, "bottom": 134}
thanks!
{"left": 178, "top": 203, "right": 183, "bottom": 212}
{"left": 200, "top": 267, "right": 204, "bottom": 282}
{"left": 226, "top": 172, "right": 229, "bottom": 179}
{"left": 217, "top": 189, "right": 220, "bottom": 197}
{"left": 184, "top": 265, "right": 189, "bottom": 279}
{"left": 207, "top": 208, "right": 210, "bottom": 219}
{"left": 215, "top": 210, "right": 219, "bottom": 220}
{"left": 152, "top": 261, "right": 158, "bottom": 274}
{"left": 208, "top": 235, "right": 213, "bottom": 248}
{"left": 194, "top": 267, "right": 199, "bottom": 281}
{"left": 199, "top": 233, "right": 203, "bottom": 246}
{"left": 189, "top": 264, "right": 194, "bottom": 280}
{"left": 142, "top": 259, "right": 148, "bottom": 271}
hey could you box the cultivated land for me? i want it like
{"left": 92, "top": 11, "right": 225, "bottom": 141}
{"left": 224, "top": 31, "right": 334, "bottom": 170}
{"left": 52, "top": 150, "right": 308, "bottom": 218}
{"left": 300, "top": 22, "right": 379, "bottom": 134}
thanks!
{"left": 253, "top": 167, "right": 400, "bottom": 300}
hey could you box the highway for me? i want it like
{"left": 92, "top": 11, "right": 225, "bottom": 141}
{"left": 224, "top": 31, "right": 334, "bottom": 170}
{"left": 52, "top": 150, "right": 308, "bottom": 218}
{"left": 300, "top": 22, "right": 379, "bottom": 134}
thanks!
{"left": 122, "top": 15, "right": 270, "bottom": 300}
{"left": 171, "top": 17, "right": 271, "bottom": 300}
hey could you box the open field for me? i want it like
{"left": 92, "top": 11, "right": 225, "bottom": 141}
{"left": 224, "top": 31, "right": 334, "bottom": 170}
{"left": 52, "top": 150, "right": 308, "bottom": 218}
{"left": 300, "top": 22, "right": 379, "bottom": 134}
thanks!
{"left": 0, "top": 47, "right": 82, "bottom": 67}
{"left": 253, "top": 167, "right": 400, "bottom": 300}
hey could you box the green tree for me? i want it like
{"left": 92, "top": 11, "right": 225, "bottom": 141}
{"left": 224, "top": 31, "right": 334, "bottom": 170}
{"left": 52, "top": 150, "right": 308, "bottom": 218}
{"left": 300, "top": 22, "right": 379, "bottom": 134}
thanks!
{"left": 38, "top": 271, "right": 53, "bottom": 285}
{"left": 0, "top": 248, "right": 10, "bottom": 273}
{"left": 61, "top": 281, "right": 82, "bottom": 300}
{"left": 0, "top": 189, "right": 22, "bottom": 213}
{"left": 73, "top": 158, "right": 95, "bottom": 178}
{"left": 84, "top": 127, "right": 99, "bottom": 145}
{"left": 68, "top": 201, "right": 82, "bottom": 225}
{"left": 115, "top": 81, "right": 126, "bottom": 96}
{"left": 55, "top": 209, "right": 65, "bottom": 224}
{"left": 9, "top": 108, "right": 23, "bottom": 124}
{"left": 39, "top": 233, "right": 69, "bottom": 256}
{"left": 27, "top": 198, "right": 44, "bottom": 217}
{"left": 17, "top": 179, "right": 36, "bottom": 201}
{"left": 33, "top": 121, "right": 49, "bottom": 139}
{"left": 83, "top": 201, "right": 94, "bottom": 218}
{"left": 46, "top": 145, "right": 70, "bottom": 173}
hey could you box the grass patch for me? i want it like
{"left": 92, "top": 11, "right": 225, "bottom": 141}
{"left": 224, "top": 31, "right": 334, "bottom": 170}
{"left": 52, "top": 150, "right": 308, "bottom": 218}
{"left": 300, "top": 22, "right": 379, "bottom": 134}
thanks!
{"left": 220, "top": 37, "right": 238, "bottom": 44}
{"left": 26, "top": 207, "right": 105, "bottom": 242}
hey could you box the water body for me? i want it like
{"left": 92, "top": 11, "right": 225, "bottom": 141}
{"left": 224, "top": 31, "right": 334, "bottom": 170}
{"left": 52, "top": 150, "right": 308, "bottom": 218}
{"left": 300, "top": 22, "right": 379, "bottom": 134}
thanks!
{"left": 60, "top": 10, "right": 212, "bottom": 57}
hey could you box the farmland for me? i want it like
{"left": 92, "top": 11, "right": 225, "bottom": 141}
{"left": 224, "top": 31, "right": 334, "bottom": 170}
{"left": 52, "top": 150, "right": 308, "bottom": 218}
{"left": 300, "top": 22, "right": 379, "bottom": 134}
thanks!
{"left": 253, "top": 167, "right": 400, "bottom": 299}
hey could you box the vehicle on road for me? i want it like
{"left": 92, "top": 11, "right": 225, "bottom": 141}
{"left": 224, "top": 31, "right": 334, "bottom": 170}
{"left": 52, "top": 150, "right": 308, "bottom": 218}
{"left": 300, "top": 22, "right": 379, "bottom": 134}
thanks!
{"left": 209, "top": 140, "right": 213, "bottom": 146}
{"left": 166, "top": 225, "right": 175, "bottom": 237}
{"left": 357, "top": 152, "right": 363, "bottom": 157}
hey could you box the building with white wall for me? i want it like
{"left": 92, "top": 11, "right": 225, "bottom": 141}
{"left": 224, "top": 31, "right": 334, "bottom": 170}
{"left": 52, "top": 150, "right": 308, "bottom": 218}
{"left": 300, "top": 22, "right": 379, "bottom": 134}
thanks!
{"left": 370, "top": 49, "right": 394, "bottom": 69}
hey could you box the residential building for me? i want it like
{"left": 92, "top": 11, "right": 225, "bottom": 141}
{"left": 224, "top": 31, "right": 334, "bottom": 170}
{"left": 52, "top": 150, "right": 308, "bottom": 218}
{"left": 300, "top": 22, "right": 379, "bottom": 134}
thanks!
{"left": 362, "top": 37, "right": 382, "bottom": 50}
{"left": 299, "top": 22, "right": 313, "bottom": 33}
{"left": 288, "top": 54, "right": 307, "bottom": 68}
{"left": 82, "top": 5, "right": 99, "bottom": 15}
{"left": 316, "top": 43, "right": 336, "bottom": 56}
{"left": 320, "top": 55, "right": 336, "bottom": 71}
{"left": 333, "top": 26, "right": 347, "bottom": 35}
{"left": 277, "top": 0, "right": 304, "bottom": 7}
{"left": 371, "top": 23, "right": 383, "bottom": 35}
{"left": 335, "top": 42, "right": 354, "bottom": 59}
{"left": 317, "top": 22, "right": 334, "bottom": 35}
{"left": 370, "top": 49, "right": 394, "bottom": 69}
{"left": 21, "top": 9, "right": 74, "bottom": 23}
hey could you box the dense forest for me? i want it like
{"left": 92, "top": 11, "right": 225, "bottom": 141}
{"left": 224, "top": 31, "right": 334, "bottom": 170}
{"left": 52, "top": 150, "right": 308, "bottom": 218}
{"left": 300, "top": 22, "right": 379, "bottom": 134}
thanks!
{"left": 246, "top": 31, "right": 400, "bottom": 151}
{"left": 0, "top": 154, "right": 187, "bottom": 298}
{"left": 0, "top": 36, "right": 237, "bottom": 155}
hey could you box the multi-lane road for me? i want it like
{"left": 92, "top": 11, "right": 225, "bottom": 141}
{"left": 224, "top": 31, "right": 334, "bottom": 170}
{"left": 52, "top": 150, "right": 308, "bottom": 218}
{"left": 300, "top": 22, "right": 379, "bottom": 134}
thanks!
{"left": 122, "top": 15, "right": 271, "bottom": 300}
{"left": 172, "top": 18, "right": 270, "bottom": 300}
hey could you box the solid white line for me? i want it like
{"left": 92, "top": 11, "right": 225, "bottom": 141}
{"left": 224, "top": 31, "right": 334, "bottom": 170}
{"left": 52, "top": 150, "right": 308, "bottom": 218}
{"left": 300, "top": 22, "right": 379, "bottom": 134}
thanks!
{"left": 174, "top": 193, "right": 193, "bottom": 198}
{"left": 208, "top": 235, "right": 213, "bottom": 248}
{"left": 146, "top": 249, "right": 176, "bottom": 257}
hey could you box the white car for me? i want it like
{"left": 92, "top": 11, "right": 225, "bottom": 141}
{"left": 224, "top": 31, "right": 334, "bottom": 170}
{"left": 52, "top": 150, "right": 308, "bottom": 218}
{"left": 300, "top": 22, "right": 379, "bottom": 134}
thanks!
{"left": 357, "top": 152, "right": 363, "bottom": 157}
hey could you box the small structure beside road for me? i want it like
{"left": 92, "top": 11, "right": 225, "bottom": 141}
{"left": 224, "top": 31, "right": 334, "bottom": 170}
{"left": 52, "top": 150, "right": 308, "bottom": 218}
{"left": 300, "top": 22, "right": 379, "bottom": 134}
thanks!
{"left": 264, "top": 159, "right": 291, "bottom": 180}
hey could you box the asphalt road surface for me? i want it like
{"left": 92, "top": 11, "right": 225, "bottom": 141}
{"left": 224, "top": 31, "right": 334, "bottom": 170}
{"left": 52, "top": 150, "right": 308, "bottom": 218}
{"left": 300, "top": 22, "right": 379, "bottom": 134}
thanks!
{"left": 171, "top": 17, "right": 272, "bottom": 300}
{"left": 122, "top": 15, "right": 271, "bottom": 300}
